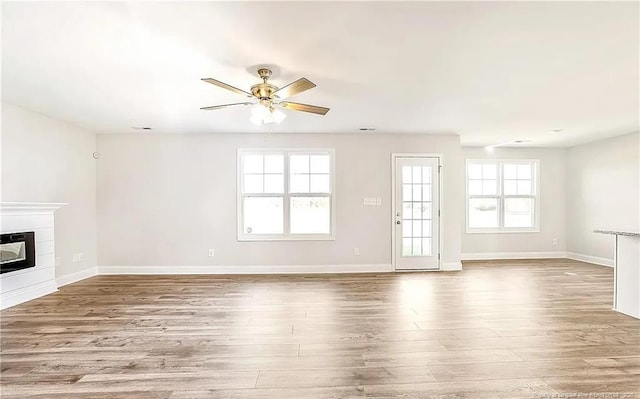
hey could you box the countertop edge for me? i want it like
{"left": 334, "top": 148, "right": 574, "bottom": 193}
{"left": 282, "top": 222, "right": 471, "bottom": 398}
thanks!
{"left": 594, "top": 230, "right": 640, "bottom": 237}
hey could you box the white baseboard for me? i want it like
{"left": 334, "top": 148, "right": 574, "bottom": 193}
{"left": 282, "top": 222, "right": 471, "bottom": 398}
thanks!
{"left": 0, "top": 280, "right": 58, "bottom": 310}
{"left": 441, "top": 261, "right": 463, "bottom": 271}
{"left": 462, "top": 251, "right": 567, "bottom": 261}
{"left": 566, "top": 252, "right": 614, "bottom": 267}
{"left": 98, "top": 264, "right": 394, "bottom": 275}
{"left": 56, "top": 267, "right": 98, "bottom": 287}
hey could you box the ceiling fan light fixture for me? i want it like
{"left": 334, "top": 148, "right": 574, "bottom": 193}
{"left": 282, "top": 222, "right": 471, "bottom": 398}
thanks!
{"left": 271, "top": 108, "right": 286, "bottom": 124}
{"left": 249, "top": 104, "right": 286, "bottom": 125}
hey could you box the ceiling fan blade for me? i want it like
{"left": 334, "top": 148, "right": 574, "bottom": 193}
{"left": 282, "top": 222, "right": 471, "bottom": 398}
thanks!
{"left": 201, "top": 78, "right": 253, "bottom": 98}
{"left": 279, "top": 101, "right": 330, "bottom": 115}
{"left": 273, "top": 78, "right": 316, "bottom": 99}
{"left": 200, "top": 102, "right": 253, "bottom": 110}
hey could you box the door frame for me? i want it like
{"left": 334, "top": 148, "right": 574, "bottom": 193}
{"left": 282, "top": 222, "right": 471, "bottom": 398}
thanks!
{"left": 391, "top": 153, "right": 443, "bottom": 271}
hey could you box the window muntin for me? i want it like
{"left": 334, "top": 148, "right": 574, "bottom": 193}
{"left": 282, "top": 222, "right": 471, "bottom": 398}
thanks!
{"left": 466, "top": 160, "right": 539, "bottom": 232}
{"left": 238, "top": 149, "right": 334, "bottom": 240}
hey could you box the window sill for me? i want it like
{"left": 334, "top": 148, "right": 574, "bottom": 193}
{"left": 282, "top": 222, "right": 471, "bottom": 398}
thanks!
{"left": 237, "top": 235, "right": 335, "bottom": 242}
{"left": 466, "top": 228, "right": 540, "bottom": 234}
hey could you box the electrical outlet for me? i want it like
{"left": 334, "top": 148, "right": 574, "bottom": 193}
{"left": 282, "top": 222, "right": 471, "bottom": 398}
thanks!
{"left": 78, "top": 253, "right": 85, "bottom": 262}
{"left": 552, "top": 238, "right": 558, "bottom": 246}
{"left": 353, "top": 247, "right": 360, "bottom": 256}
{"left": 72, "top": 253, "right": 79, "bottom": 262}
{"left": 208, "top": 249, "right": 215, "bottom": 257}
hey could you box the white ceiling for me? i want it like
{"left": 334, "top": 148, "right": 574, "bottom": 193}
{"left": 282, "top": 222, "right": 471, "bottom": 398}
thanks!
{"left": 2, "top": 1, "right": 638, "bottom": 147}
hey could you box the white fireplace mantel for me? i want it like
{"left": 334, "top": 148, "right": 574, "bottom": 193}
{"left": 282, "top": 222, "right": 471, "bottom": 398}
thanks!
{"left": 0, "top": 202, "right": 66, "bottom": 309}
{"left": 0, "top": 202, "right": 68, "bottom": 213}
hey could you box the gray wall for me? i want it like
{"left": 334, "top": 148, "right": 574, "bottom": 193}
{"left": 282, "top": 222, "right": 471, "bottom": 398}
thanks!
{"left": 1, "top": 102, "right": 98, "bottom": 279}
{"left": 96, "top": 133, "right": 463, "bottom": 269}
{"left": 566, "top": 132, "right": 640, "bottom": 260}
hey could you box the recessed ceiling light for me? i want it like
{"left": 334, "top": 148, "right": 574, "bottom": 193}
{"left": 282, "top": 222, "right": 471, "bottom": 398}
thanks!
{"left": 513, "top": 140, "right": 532, "bottom": 144}
{"left": 359, "top": 127, "right": 376, "bottom": 131}
{"left": 132, "top": 126, "right": 152, "bottom": 131}
{"left": 551, "top": 129, "right": 563, "bottom": 133}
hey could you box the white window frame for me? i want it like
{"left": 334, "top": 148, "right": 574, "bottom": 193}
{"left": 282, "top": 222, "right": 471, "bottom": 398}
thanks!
{"left": 466, "top": 159, "right": 540, "bottom": 234}
{"left": 237, "top": 148, "right": 336, "bottom": 241}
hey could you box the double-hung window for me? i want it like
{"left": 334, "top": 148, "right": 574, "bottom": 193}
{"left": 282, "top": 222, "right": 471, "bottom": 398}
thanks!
{"left": 466, "top": 159, "right": 539, "bottom": 233}
{"left": 238, "top": 149, "right": 334, "bottom": 240}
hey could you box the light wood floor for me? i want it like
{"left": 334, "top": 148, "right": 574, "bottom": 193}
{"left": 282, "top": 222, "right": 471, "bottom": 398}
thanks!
{"left": 1, "top": 259, "right": 639, "bottom": 398}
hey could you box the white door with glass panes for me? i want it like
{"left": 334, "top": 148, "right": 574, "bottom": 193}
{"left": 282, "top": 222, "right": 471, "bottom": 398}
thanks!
{"left": 394, "top": 156, "right": 440, "bottom": 270}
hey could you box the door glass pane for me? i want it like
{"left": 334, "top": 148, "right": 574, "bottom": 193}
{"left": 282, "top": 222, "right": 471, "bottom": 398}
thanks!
{"left": 403, "top": 222, "right": 412, "bottom": 237}
{"left": 469, "top": 198, "right": 499, "bottom": 228}
{"left": 422, "top": 220, "right": 432, "bottom": 237}
{"left": 412, "top": 238, "right": 422, "bottom": 255}
{"left": 402, "top": 238, "right": 412, "bottom": 256}
{"left": 412, "top": 166, "right": 422, "bottom": 183}
{"left": 244, "top": 197, "right": 283, "bottom": 234}
{"left": 422, "top": 238, "right": 432, "bottom": 256}
{"left": 290, "top": 197, "right": 330, "bottom": 234}
{"left": 412, "top": 220, "right": 422, "bottom": 237}
{"left": 422, "top": 167, "right": 432, "bottom": 183}
{"left": 412, "top": 203, "right": 422, "bottom": 219}
{"left": 402, "top": 166, "right": 412, "bottom": 184}
{"left": 412, "top": 185, "right": 422, "bottom": 201}
{"left": 421, "top": 202, "right": 432, "bottom": 219}
{"left": 422, "top": 184, "right": 432, "bottom": 201}
{"left": 400, "top": 173, "right": 435, "bottom": 257}
{"left": 504, "top": 197, "right": 533, "bottom": 228}
{"left": 403, "top": 184, "right": 412, "bottom": 201}
{"left": 403, "top": 202, "right": 412, "bottom": 220}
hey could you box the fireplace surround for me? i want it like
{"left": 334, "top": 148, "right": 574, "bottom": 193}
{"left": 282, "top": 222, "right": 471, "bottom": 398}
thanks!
{"left": 0, "top": 202, "right": 66, "bottom": 309}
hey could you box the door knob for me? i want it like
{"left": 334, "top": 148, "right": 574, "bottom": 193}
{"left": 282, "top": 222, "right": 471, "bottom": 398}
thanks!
{"left": 396, "top": 220, "right": 401, "bottom": 225}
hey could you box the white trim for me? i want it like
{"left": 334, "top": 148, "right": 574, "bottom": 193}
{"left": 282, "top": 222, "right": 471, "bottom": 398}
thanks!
{"left": 391, "top": 153, "right": 443, "bottom": 271}
{"left": 98, "top": 264, "right": 394, "bottom": 275}
{"left": 462, "top": 251, "right": 566, "bottom": 260}
{"left": 0, "top": 202, "right": 67, "bottom": 214}
{"left": 460, "top": 251, "right": 614, "bottom": 267}
{"left": 566, "top": 252, "right": 614, "bottom": 267}
{"left": 56, "top": 267, "right": 98, "bottom": 287}
{"left": 441, "top": 261, "right": 463, "bottom": 271}
{"left": 0, "top": 280, "right": 58, "bottom": 310}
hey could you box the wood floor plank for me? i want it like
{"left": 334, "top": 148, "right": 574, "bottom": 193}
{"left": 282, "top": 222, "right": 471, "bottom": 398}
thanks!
{"left": 1, "top": 259, "right": 639, "bottom": 397}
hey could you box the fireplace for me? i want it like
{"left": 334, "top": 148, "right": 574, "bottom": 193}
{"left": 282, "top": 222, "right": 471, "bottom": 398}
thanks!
{"left": 0, "top": 232, "right": 35, "bottom": 274}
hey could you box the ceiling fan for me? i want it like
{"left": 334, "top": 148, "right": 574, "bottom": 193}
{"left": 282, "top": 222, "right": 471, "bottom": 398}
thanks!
{"left": 200, "top": 68, "right": 330, "bottom": 125}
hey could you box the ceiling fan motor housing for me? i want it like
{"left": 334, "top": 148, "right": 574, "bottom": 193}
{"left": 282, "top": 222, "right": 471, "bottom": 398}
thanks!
{"left": 252, "top": 68, "right": 278, "bottom": 100}
{"left": 251, "top": 83, "right": 278, "bottom": 100}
